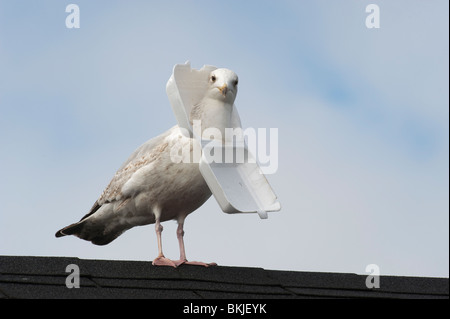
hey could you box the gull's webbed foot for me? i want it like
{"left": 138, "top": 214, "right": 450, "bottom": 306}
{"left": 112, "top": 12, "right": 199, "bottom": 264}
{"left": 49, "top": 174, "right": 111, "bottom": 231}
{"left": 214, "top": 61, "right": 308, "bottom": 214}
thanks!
{"left": 152, "top": 255, "right": 178, "bottom": 268}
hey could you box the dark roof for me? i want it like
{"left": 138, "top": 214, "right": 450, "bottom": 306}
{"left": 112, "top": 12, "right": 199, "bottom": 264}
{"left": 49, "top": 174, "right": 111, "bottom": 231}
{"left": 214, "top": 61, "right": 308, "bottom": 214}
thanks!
{"left": 0, "top": 256, "right": 448, "bottom": 299}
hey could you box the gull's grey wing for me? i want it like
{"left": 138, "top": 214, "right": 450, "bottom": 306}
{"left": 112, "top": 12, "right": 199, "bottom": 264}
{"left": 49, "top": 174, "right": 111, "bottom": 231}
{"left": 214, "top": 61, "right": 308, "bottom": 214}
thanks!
{"left": 90, "top": 126, "right": 176, "bottom": 209}
{"left": 96, "top": 126, "right": 176, "bottom": 205}
{"left": 55, "top": 126, "right": 174, "bottom": 239}
{"left": 69, "top": 126, "right": 176, "bottom": 224}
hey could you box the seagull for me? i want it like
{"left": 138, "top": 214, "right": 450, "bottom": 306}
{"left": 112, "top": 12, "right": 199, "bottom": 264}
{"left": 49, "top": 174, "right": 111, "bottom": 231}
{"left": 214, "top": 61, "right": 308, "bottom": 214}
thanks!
{"left": 55, "top": 68, "right": 239, "bottom": 267}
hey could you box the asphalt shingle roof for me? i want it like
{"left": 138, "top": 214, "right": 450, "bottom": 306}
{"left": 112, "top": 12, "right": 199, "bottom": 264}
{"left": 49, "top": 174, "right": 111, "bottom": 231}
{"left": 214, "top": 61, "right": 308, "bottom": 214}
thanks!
{"left": 0, "top": 256, "right": 448, "bottom": 299}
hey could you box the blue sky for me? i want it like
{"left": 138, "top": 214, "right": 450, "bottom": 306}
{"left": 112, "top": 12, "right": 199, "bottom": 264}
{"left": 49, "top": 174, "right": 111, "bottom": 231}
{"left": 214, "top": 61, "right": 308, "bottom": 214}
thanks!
{"left": 0, "top": 1, "right": 448, "bottom": 277}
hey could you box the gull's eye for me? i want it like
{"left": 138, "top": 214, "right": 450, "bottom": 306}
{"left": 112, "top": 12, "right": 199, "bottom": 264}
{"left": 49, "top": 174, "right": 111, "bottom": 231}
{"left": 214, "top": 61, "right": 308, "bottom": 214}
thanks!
{"left": 211, "top": 75, "right": 216, "bottom": 82}
{"left": 233, "top": 79, "right": 238, "bottom": 86}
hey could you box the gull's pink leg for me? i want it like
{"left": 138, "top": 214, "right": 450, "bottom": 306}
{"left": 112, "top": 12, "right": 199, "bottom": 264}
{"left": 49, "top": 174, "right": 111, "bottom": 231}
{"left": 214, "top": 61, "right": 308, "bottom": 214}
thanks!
{"left": 176, "top": 221, "right": 187, "bottom": 264}
{"left": 152, "top": 218, "right": 177, "bottom": 267}
{"left": 173, "top": 218, "right": 217, "bottom": 267}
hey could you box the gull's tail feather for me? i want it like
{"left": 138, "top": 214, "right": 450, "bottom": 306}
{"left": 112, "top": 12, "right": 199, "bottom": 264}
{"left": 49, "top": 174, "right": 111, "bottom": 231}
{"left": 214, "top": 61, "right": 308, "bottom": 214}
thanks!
{"left": 55, "top": 200, "right": 102, "bottom": 238}
{"left": 55, "top": 218, "right": 124, "bottom": 246}
{"left": 55, "top": 222, "right": 84, "bottom": 238}
{"left": 55, "top": 202, "right": 126, "bottom": 246}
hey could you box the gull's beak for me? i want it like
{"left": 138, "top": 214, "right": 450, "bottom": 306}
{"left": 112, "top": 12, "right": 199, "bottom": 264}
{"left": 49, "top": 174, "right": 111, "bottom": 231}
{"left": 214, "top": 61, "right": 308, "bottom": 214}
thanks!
{"left": 218, "top": 84, "right": 228, "bottom": 96}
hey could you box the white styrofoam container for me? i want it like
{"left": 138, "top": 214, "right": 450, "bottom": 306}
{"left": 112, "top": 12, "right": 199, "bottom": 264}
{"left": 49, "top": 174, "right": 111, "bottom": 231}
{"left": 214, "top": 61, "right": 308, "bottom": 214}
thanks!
{"left": 166, "top": 62, "right": 280, "bottom": 219}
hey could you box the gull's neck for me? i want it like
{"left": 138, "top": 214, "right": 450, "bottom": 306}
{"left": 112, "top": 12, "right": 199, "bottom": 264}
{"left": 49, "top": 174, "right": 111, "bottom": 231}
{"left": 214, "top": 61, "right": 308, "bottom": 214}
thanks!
{"left": 190, "top": 96, "right": 233, "bottom": 141}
